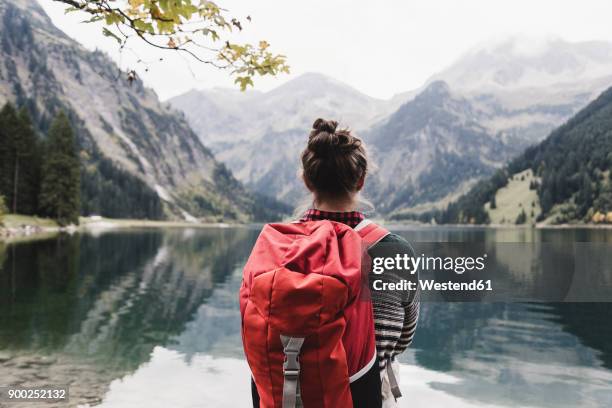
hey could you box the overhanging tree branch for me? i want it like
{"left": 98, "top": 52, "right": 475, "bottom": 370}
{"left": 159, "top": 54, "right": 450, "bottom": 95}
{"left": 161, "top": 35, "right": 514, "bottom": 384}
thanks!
{"left": 52, "top": 0, "right": 289, "bottom": 89}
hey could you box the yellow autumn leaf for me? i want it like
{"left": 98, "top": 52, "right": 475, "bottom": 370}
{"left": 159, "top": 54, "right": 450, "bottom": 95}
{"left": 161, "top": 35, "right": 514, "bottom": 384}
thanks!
{"left": 128, "top": 0, "right": 145, "bottom": 9}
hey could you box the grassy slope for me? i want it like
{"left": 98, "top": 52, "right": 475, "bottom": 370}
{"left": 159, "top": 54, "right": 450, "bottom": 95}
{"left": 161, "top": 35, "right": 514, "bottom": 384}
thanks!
{"left": 484, "top": 169, "right": 541, "bottom": 225}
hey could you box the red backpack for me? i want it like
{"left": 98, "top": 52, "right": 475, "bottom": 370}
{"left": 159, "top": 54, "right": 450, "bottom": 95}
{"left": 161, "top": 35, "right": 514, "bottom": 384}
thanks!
{"left": 240, "top": 219, "right": 389, "bottom": 408}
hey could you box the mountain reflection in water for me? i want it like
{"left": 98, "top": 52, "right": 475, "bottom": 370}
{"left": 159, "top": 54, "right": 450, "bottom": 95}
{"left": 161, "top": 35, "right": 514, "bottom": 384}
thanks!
{"left": 0, "top": 226, "right": 611, "bottom": 407}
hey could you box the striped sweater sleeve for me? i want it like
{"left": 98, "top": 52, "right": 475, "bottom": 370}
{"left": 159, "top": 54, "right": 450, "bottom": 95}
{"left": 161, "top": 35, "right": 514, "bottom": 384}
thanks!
{"left": 368, "top": 234, "right": 420, "bottom": 369}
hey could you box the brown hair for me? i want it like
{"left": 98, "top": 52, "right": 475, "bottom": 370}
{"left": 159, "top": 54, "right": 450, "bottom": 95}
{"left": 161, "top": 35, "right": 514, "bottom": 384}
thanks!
{"left": 301, "top": 118, "right": 368, "bottom": 198}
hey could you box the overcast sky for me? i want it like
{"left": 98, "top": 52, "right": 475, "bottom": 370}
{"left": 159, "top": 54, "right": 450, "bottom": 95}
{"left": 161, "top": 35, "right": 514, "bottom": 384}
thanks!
{"left": 39, "top": 0, "right": 612, "bottom": 101}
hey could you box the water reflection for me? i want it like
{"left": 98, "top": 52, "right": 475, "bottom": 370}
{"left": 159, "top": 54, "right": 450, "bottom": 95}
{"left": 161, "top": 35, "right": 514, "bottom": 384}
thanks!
{"left": 0, "top": 228, "right": 258, "bottom": 406}
{"left": 403, "top": 302, "right": 612, "bottom": 407}
{"left": 0, "top": 226, "right": 611, "bottom": 407}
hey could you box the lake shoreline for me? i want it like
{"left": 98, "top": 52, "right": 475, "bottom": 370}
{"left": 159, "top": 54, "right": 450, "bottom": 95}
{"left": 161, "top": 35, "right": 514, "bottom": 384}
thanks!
{"left": 0, "top": 215, "right": 250, "bottom": 243}
{"left": 4, "top": 215, "right": 612, "bottom": 243}
{"left": 386, "top": 221, "right": 612, "bottom": 229}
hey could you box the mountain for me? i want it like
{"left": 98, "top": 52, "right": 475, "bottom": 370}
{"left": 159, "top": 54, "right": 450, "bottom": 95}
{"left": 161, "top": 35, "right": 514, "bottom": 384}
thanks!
{"left": 429, "top": 36, "right": 612, "bottom": 92}
{"left": 0, "top": 0, "right": 285, "bottom": 221}
{"left": 169, "top": 36, "right": 612, "bottom": 215}
{"left": 430, "top": 36, "right": 612, "bottom": 148}
{"left": 214, "top": 129, "right": 309, "bottom": 204}
{"left": 463, "top": 79, "right": 608, "bottom": 148}
{"left": 372, "top": 37, "right": 612, "bottom": 217}
{"left": 169, "top": 73, "right": 403, "bottom": 204}
{"left": 364, "top": 81, "right": 510, "bottom": 214}
{"left": 426, "top": 86, "right": 612, "bottom": 225}
{"left": 206, "top": 81, "right": 514, "bottom": 214}
{"left": 169, "top": 72, "right": 398, "bottom": 148}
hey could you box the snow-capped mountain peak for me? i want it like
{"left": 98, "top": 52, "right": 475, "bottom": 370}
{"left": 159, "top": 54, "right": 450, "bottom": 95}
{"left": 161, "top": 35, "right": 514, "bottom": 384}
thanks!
{"left": 429, "top": 36, "right": 612, "bottom": 92}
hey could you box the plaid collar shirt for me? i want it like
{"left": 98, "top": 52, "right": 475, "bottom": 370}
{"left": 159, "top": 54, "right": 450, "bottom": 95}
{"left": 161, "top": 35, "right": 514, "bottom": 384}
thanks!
{"left": 299, "top": 208, "right": 365, "bottom": 228}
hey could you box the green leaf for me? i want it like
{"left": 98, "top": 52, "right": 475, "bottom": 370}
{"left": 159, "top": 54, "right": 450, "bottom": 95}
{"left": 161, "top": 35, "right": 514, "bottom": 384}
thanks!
{"left": 134, "top": 19, "right": 155, "bottom": 34}
{"left": 81, "top": 15, "right": 104, "bottom": 23}
{"left": 104, "top": 12, "right": 124, "bottom": 25}
{"left": 102, "top": 27, "right": 122, "bottom": 44}
{"left": 234, "top": 76, "right": 254, "bottom": 91}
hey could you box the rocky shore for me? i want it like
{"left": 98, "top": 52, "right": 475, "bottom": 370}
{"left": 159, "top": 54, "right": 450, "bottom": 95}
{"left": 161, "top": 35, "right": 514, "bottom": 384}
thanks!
{"left": 0, "top": 351, "right": 113, "bottom": 408}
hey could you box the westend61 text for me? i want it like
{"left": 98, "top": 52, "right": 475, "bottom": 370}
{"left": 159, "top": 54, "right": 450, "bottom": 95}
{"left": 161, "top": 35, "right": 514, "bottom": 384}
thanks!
{"left": 372, "top": 279, "right": 493, "bottom": 292}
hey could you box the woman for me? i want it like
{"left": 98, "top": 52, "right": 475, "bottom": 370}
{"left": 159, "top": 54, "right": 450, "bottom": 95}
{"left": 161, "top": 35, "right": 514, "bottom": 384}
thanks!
{"left": 241, "top": 118, "right": 419, "bottom": 408}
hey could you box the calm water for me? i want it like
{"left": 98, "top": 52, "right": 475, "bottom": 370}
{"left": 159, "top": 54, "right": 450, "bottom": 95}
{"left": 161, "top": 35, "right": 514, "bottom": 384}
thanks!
{"left": 1, "top": 226, "right": 612, "bottom": 408}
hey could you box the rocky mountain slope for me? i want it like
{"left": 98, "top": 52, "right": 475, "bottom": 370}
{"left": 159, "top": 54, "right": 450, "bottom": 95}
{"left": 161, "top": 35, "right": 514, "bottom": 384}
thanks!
{"left": 430, "top": 37, "right": 612, "bottom": 149}
{"left": 364, "top": 81, "right": 510, "bottom": 214}
{"left": 0, "top": 0, "right": 283, "bottom": 221}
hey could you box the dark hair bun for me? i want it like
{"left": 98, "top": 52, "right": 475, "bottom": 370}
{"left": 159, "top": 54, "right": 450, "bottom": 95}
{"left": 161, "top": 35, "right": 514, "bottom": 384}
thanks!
{"left": 308, "top": 131, "right": 336, "bottom": 158}
{"left": 312, "top": 118, "right": 338, "bottom": 134}
{"left": 302, "top": 118, "right": 368, "bottom": 196}
{"left": 308, "top": 118, "right": 361, "bottom": 157}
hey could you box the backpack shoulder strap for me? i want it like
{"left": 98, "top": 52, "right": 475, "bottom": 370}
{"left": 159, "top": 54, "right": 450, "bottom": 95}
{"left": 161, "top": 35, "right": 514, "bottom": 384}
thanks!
{"left": 354, "top": 219, "right": 389, "bottom": 248}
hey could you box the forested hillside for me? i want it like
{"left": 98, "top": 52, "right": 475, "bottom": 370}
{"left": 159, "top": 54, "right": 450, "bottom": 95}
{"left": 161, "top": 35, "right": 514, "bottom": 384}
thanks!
{"left": 424, "top": 86, "right": 612, "bottom": 225}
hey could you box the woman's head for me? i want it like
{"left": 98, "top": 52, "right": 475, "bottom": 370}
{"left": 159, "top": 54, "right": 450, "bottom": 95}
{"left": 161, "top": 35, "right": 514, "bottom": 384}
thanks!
{"left": 301, "top": 118, "right": 368, "bottom": 205}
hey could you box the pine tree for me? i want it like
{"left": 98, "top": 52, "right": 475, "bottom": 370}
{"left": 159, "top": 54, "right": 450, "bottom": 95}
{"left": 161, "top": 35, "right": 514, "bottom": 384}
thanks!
{"left": 515, "top": 209, "right": 527, "bottom": 225}
{"left": 39, "top": 111, "right": 80, "bottom": 225}
{"left": 0, "top": 103, "right": 21, "bottom": 211}
{"left": 0, "top": 195, "right": 7, "bottom": 224}
{"left": 14, "top": 107, "right": 41, "bottom": 214}
{"left": 577, "top": 171, "right": 594, "bottom": 214}
{"left": 0, "top": 103, "right": 41, "bottom": 215}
